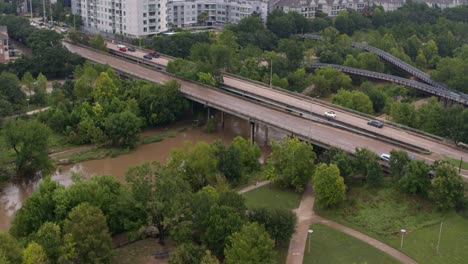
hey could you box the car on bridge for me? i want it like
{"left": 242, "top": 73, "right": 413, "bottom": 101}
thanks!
{"left": 367, "top": 120, "right": 384, "bottom": 128}
{"left": 149, "top": 52, "right": 160, "bottom": 58}
{"left": 324, "top": 111, "right": 336, "bottom": 119}
{"left": 143, "top": 54, "right": 153, "bottom": 60}
{"left": 119, "top": 47, "right": 127, "bottom": 52}
{"left": 380, "top": 153, "right": 391, "bottom": 162}
{"left": 127, "top": 47, "right": 136, "bottom": 52}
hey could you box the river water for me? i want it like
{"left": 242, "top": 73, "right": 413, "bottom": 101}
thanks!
{"left": 0, "top": 114, "right": 285, "bottom": 231}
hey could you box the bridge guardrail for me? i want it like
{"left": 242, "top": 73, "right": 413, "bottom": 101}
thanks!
{"left": 221, "top": 71, "right": 455, "bottom": 148}
{"left": 64, "top": 39, "right": 457, "bottom": 152}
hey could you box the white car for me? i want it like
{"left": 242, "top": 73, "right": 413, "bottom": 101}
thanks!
{"left": 380, "top": 153, "right": 391, "bottom": 162}
{"left": 324, "top": 111, "right": 336, "bottom": 119}
{"left": 117, "top": 44, "right": 126, "bottom": 49}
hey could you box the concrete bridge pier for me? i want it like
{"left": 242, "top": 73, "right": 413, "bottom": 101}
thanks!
{"left": 221, "top": 111, "right": 225, "bottom": 129}
{"left": 250, "top": 122, "right": 256, "bottom": 143}
{"left": 264, "top": 125, "right": 269, "bottom": 145}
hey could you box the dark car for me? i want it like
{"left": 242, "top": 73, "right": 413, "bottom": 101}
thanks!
{"left": 143, "top": 54, "right": 153, "bottom": 60}
{"left": 149, "top": 52, "right": 160, "bottom": 58}
{"left": 127, "top": 47, "right": 136, "bottom": 52}
{"left": 367, "top": 120, "right": 384, "bottom": 128}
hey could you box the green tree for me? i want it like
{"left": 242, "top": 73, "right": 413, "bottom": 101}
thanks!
{"left": 399, "top": 160, "right": 431, "bottom": 197}
{"left": 57, "top": 234, "right": 77, "bottom": 264}
{"left": 0, "top": 233, "right": 22, "bottom": 264}
{"left": 92, "top": 72, "right": 119, "bottom": 102}
{"left": 3, "top": 120, "right": 51, "bottom": 177}
{"left": 10, "top": 178, "right": 61, "bottom": 239}
{"left": 21, "top": 72, "right": 35, "bottom": 101}
{"left": 390, "top": 102, "right": 417, "bottom": 127}
{"left": 198, "top": 72, "right": 218, "bottom": 87}
{"left": 126, "top": 162, "right": 192, "bottom": 243}
{"left": 224, "top": 223, "right": 276, "bottom": 264}
{"left": 230, "top": 136, "right": 261, "bottom": 174}
{"left": 389, "top": 149, "right": 411, "bottom": 180}
{"left": 416, "top": 98, "right": 444, "bottom": 135}
{"left": 33, "top": 222, "right": 62, "bottom": 263}
{"left": 431, "top": 162, "right": 465, "bottom": 211}
{"left": 278, "top": 38, "right": 304, "bottom": 70}
{"left": 89, "top": 34, "right": 107, "bottom": 51}
{"left": 22, "top": 242, "right": 48, "bottom": 264}
{"left": 321, "top": 147, "right": 355, "bottom": 185}
{"left": 167, "top": 142, "right": 218, "bottom": 191}
{"left": 415, "top": 49, "right": 427, "bottom": 69}
{"left": 63, "top": 203, "right": 113, "bottom": 263}
{"left": 32, "top": 73, "right": 48, "bottom": 106}
{"left": 248, "top": 208, "right": 296, "bottom": 246}
{"left": 200, "top": 250, "right": 219, "bottom": 264}
{"left": 202, "top": 205, "right": 245, "bottom": 256}
{"left": 311, "top": 66, "right": 352, "bottom": 97}
{"left": 266, "top": 138, "right": 316, "bottom": 192}
{"left": 312, "top": 163, "right": 346, "bottom": 208}
{"left": 405, "top": 35, "right": 422, "bottom": 59}
{"left": 0, "top": 72, "right": 26, "bottom": 116}
{"left": 357, "top": 52, "right": 385, "bottom": 72}
{"left": 104, "top": 110, "right": 142, "bottom": 148}
{"left": 354, "top": 148, "right": 383, "bottom": 186}
{"left": 167, "top": 58, "right": 198, "bottom": 80}
{"left": 168, "top": 243, "right": 206, "bottom": 264}
{"left": 332, "top": 89, "right": 374, "bottom": 114}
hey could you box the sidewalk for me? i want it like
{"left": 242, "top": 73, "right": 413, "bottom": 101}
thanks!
{"left": 286, "top": 183, "right": 417, "bottom": 264}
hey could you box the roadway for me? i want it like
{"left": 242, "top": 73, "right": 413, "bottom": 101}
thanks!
{"left": 64, "top": 41, "right": 468, "bottom": 179}
{"left": 104, "top": 41, "right": 467, "bottom": 160}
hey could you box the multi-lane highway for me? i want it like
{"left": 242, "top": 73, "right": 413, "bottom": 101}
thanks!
{"left": 64, "top": 41, "right": 468, "bottom": 178}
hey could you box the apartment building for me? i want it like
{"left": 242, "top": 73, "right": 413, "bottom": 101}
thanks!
{"left": 0, "top": 26, "right": 10, "bottom": 64}
{"left": 72, "top": 0, "right": 168, "bottom": 37}
{"left": 168, "top": 0, "right": 268, "bottom": 28}
{"left": 72, "top": 0, "right": 268, "bottom": 37}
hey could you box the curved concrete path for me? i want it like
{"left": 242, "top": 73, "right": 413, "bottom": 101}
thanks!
{"left": 286, "top": 184, "right": 417, "bottom": 264}
{"left": 238, "top": 180, "right": 271, "bottom": 194}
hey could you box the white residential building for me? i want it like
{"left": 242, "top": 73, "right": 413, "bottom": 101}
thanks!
{"left": 72, "top": 0, "right": 268, "bottom": 37}
{"left": 72, "top": 0, "right": 168, "bottom": 37}
{"left": 167, "top": 0, "right": 268, "bottom": 28}
{"left": 273, "top": 0, "right": 374, "bottom": 18}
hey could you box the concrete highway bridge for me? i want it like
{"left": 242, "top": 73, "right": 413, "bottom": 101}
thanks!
{"left": 63, "top": 41, "right": 468, "bottom": 179}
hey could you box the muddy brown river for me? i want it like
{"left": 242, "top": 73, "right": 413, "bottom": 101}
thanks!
{"left": 0, "top": 115, "right": 285, "bottom": 231}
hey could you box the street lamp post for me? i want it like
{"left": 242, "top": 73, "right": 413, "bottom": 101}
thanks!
{"left": 400, "top": 229, "right": 407, "bottom": 248}
{"left": 308, "top": 229, "right": 314, "bottom": 253}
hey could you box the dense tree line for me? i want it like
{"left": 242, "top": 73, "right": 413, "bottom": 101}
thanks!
{"left": 0, "top": 15, "right": 83, "bottom": 78}
{"left": 4, "top": 137, "right": 297, "bottom": 263}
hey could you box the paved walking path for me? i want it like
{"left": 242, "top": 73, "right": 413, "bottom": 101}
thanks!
{"left": 238, "top": 180, "right": 271, "bottom": 194}
{"left": 286, "top": 183, "right": 417, "bottom": 264}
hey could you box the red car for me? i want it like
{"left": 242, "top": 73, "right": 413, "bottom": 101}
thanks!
{"left": 119, "top": 47, "right": 127, "bottom": 52}
{"left": 149, "top": 52, "right": 160, "bottom": 58}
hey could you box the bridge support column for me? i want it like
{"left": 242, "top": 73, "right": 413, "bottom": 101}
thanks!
{"left": 264, "top": 125, "right": 269, "bottom": 145}
{"left": 207, "top": 107, "right": 211, "bottom": 121}
{"left": 250, "top": 122, "right": 255, "bottom": 143}
{"left": 221, "top": 111, "right": 224, "bottom": 129}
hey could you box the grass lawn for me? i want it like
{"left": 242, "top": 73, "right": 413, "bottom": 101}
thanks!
{"left": 446, "top": 158, "right": 468, "bottom": 170}
{"left": 317, "top": 185, "right": 468, "bottom": 263}
{"left": 303, "top": 224, "right": 399, "bottom": 264}
{"left": 383, "top": 212, "right": 468, "bottom": 264}
{"left": 112, "top": 238, "right": 175, "bottom": 264}
{"left": 242, "top": 183, "right": 302, "bottom": 210}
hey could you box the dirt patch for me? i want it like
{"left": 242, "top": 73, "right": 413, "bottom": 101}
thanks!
{"left": 113, "top": 238, "right": 176, "bottom": 264}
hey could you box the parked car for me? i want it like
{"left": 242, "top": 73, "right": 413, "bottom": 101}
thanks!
{"left": 60, "top": 27, "right": 68, "bottom": 34}
{"left": 380, "top": 153, "right": 391, "bottom": 162}
{"left": 119, "top": 47, "right": 127, "bottom": 52}
{"left": 367, "top": 120, "right": 384, "bottom": 128}
{"left": 324, "top": 111, "right": 336, "bottom": 119}
{"left": 143, "top": 54, "right": 153, "bottom": 60}
{"left": 127, "top": 47, "right": 136, "bottom": 52}
{"left": 149, "top": 52, "right": 160, "bottom": 58}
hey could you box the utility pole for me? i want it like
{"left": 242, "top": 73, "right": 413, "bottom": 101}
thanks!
{"left": 49, "top": 0, "right": 53, "bottom": 26}
{"left": 269, "top": 58, "right": 273, "bottom": 88}
{"left": 29, "top": 0, "right": 33, "bottom": 20}
{"left": 42, "top": 0, "right": 46, "bottom": 23}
